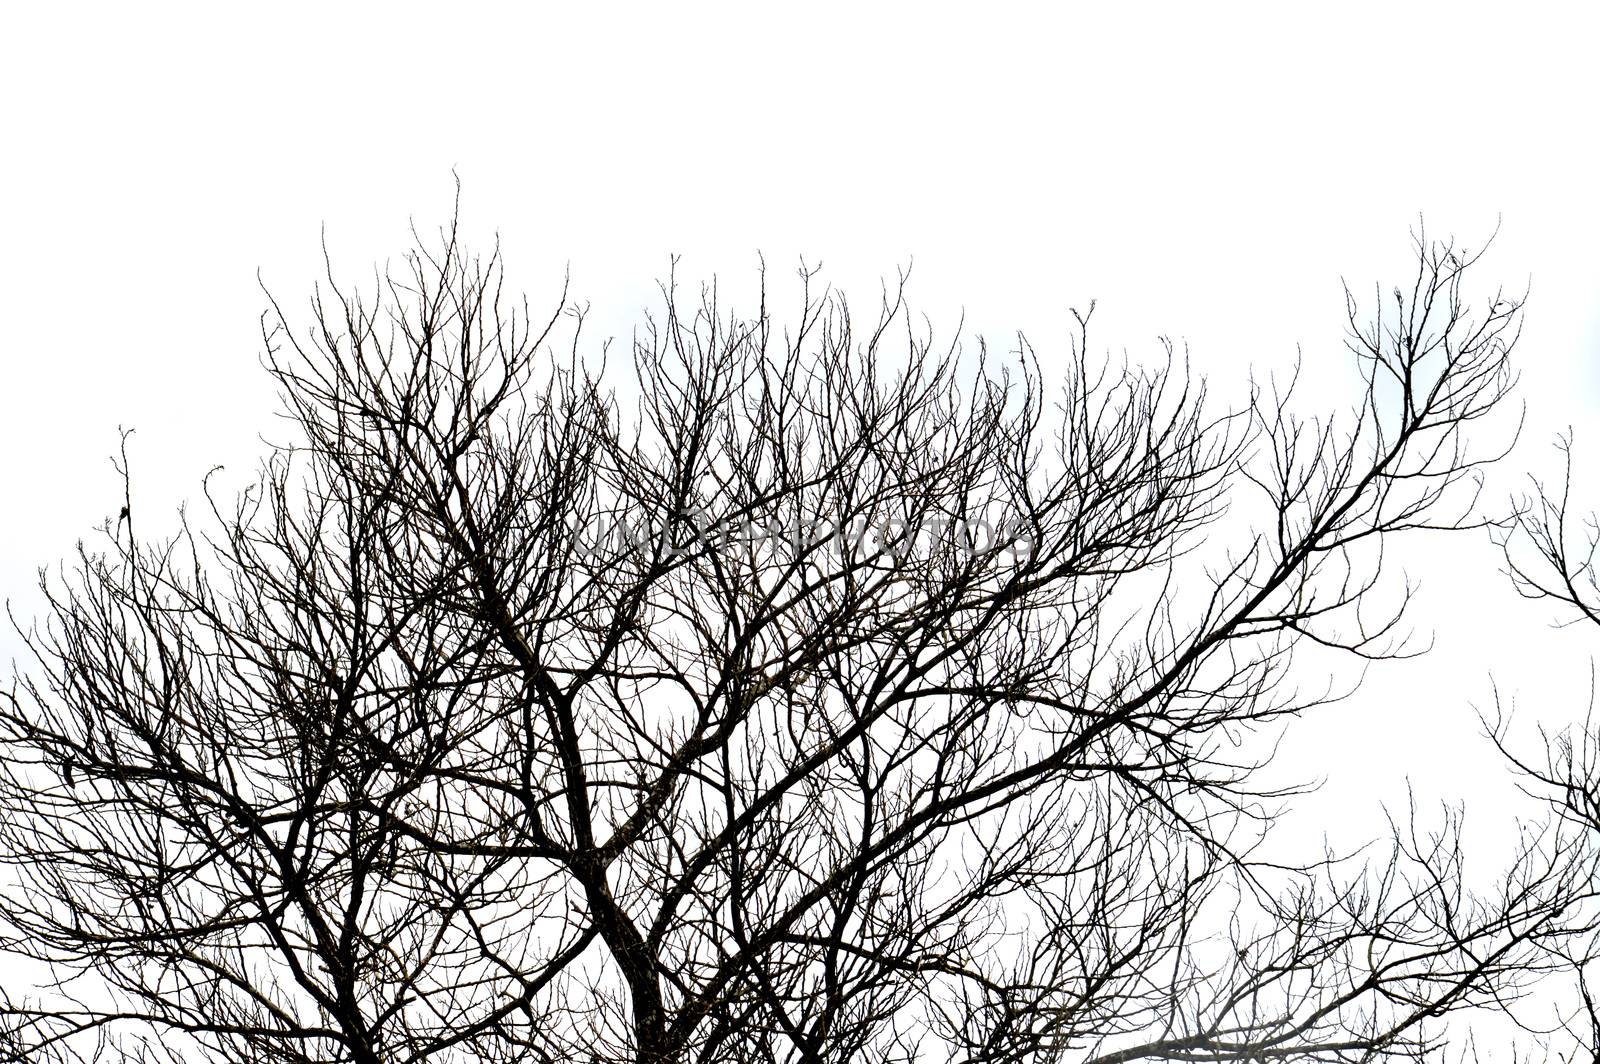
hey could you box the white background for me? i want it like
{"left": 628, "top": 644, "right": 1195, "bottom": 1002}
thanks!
{"left": 1, "top": 0, "right": 1597, "bottom": 959}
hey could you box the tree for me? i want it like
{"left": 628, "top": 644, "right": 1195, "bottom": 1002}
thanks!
{"left": 0, "top": 224, "right": 1578, "bottom": 1063}
{"left": 1490, "top": 434, "right": 1600, "bottom": 1059}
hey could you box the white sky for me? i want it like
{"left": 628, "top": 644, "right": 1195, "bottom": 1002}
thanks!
{"left": 2, "top": 0, "right": 1598, "bottom": 881}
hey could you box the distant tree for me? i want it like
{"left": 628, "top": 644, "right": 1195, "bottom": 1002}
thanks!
{"left": 0, "top": 224, "right": 1579, "bottom": 1063}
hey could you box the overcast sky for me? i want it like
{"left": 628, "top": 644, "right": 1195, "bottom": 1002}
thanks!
{"left": 3, "top": 2, "right": 1598, "bottom": 856}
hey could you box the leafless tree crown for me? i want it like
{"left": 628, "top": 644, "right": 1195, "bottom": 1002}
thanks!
{"left": 0, "top": 227, "right": 1580, "bottom": 1063}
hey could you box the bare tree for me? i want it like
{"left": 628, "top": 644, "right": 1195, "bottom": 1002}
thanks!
{"left": 1489, "top": 434, "right": 1600, "bottom": 1059}
{"left": 0, "top": 223, "right": 1576, "bottom": 1063}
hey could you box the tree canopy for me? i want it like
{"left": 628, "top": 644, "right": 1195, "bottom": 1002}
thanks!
{"left": 2, "top": 226, "right": 1593, "bottom": 1064}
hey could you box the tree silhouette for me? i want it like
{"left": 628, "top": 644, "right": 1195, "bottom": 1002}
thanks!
{"left": 1489, "top": 432, "right": 1600, "bottom": 1059}
{"left": 0, "top": 224, "right": 1581, "bottom": 1063}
